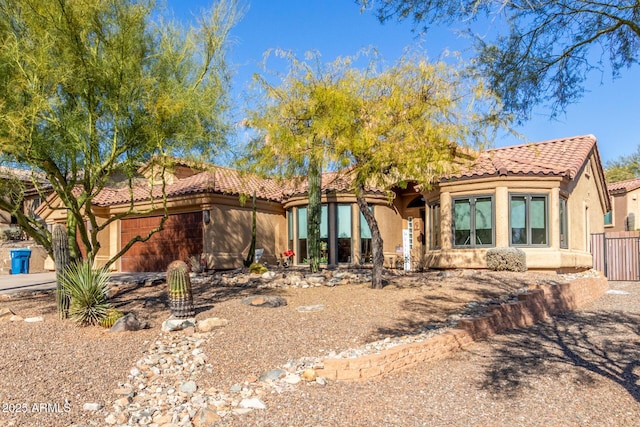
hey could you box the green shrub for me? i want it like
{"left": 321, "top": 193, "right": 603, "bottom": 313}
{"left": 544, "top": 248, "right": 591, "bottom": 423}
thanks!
{"left": 60, "top": 260, "right": 112, "bottom": 326}
{"left": 486, "top": 247, "right": 527, "bottom": 272}
{"left": 249, "top": 262, "right": 267, "bottom": 274}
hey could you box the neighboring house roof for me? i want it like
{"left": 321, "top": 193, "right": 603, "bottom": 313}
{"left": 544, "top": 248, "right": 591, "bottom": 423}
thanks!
{"left": 607, "top": 177, "right": 640, "bottom": 194}
{"left": 0, "top": 166, "right": 50, "bottom": 186}
{"left": 444, "top": 134, "right": 598, "bottom": 181}
{"left": 92, "top": 166, "right": 284, "bottom": 206}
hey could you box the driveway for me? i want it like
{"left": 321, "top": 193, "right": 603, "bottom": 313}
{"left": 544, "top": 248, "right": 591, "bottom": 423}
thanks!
{"left": 0, "top": 272, "right": 57, "bottom": 295}
{"left": 0, "top": 271, "right": 165, "bottom": 295}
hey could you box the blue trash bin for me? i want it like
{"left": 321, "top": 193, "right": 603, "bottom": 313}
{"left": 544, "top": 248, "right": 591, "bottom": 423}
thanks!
{"left": 10, "top": 248, "right": 31, "bottom": 275}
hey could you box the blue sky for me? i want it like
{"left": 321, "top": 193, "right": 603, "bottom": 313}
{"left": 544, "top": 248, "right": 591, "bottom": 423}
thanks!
{"left": 169, "top": 0, "right": 640, "bottom": 165}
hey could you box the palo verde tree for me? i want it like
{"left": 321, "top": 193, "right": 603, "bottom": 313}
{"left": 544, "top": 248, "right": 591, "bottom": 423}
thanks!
{"left": 359, "top": 0, "right": 640, "bottom": 120}
{"left": 327, "top": 55, "right": 507, "bottom": 288}
{"left": 245, "top": 50, "right": 507, "bottom": 288}
{"left": 0, "top": 0, "right": 239, "bottom": 267}
{"left": 243, "top": 51, "right": 357, "bottom": 273}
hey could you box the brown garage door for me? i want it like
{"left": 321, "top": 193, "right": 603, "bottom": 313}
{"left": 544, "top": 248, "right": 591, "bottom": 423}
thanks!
{"left": 120, "top": 212, "right": 203, "bottom": 272}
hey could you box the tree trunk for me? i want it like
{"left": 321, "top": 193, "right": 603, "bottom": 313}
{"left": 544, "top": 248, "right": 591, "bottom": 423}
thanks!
{"left": 244, "top": 191, "right": 257, "bottom": 268}
{"left": 307, "top": 154, "right": 321, "bottom": 273}
{"left": 355, "top": 185, "right": 384, "bottom": 289}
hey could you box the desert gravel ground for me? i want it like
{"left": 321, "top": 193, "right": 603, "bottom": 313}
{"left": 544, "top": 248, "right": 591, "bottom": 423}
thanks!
{"left": 0, "top": 269, "right": 638, "bottom": 427}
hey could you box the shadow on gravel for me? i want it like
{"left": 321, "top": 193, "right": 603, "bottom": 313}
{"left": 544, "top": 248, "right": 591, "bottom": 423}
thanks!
{"left": 479, "top": 310, "right": 640, "bottom": 403}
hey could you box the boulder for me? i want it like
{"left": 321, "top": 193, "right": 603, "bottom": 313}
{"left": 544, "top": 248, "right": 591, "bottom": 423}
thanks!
{"left": 197, "top": 317, "right": 229, "bottom": 332}
{"left": 161, "top": 317, "right": 195, "bottom": 332}
{"left": 241, "top": 295, "right": 287, "bottom": 308}
{"left": 109, "top": 313, "right": 147, "bottom": 332}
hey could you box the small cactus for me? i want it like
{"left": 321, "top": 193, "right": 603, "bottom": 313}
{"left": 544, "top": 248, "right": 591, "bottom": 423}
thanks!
{"left": 167, "top": 260, "right": 195, "bottom": 318}
{"left": 53, "top": 224, "right": 71, "bottom": 319}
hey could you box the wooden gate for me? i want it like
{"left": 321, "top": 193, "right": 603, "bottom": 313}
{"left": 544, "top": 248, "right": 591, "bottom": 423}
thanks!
{"left": 591, "top": 231, "right": 640, "bottom": 281}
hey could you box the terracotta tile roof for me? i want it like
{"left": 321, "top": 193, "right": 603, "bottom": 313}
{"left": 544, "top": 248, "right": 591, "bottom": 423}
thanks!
{"left": 93, "top": 166, "right": 284, "bottom": 207}
{"left": 282, "top": 169, "right": 387, "bottom": 199}
{"left": 607, "top": 177, "right": 640, "bottom": 194}
{"left": 443, "top": 134, "right": 597, "bottom": 181}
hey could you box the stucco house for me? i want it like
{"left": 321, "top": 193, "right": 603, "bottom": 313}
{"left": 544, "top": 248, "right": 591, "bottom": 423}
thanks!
{"left": 37, "top": 134, "right": 610, "bottom": 273}
{"left": 604, "top": 177, "right": 640, "bottom": 232}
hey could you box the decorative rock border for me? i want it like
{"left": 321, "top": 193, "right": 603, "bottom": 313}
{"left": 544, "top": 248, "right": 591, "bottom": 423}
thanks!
{"left": 316, "top": 277, "right": 608, "bottom": 382}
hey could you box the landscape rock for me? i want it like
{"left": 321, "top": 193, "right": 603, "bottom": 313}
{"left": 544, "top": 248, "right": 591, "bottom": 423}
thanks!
{"left": 179, "top": 380, "right": 197, "bottom": 394}
{"left": 82, "top": 402, "right": 103, "bottom": 411}
{"left": 261, "top": 271, "right": 277, "bottom": 281}
{"left": 197, "top": 317, "right": 229, "bottom": 332}
{"left": 301, "top": 368, "right": 318, "bottom": 382}
{"left": 239, "top": 398, "right": 266, "bottom": 410}
{"left": 241, "top": 295, "right": 287, "bottom": 308}
{"left": 0, "top": 308, "right": 15, "bottom": 321}
{"left": 259, "top": 369, "right": 286, "bottom": 382}
{"left": 296, "top": 304, "right": 325, "bottom": 312}
{"left": 24, "top": 316, "right": 44, "bottom": 322}
{"left": 193, "top": 407, "right": 221, "bottom": 425}
{"left": 109, "top": 313, "right": 147, "bottom": 332}
{"left": 161, "top": 317, "right": 195, "bottom": 332}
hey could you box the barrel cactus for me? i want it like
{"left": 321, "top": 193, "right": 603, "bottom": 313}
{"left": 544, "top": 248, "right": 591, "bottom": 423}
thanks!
{"left": 167, "top": 260, "right": 195, "bottom": 318}
{"left": 53, "top": 224, "right": 71, "bottom": 319}
{"left": 99, "top": 308, "right": 124, "bottom": 328}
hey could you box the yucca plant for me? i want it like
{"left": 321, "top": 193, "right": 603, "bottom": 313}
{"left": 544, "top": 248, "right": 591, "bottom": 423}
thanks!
{"left": 167, "top": 260, "right": 195, "bottom": 318}
{"left": 60, "top": 260, "right": 112, "bottom": 326}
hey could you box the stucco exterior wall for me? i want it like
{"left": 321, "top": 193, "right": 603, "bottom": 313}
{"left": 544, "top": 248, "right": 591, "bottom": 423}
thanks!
{"left": 203, "top": 197, "right": 284, "bottom": 269}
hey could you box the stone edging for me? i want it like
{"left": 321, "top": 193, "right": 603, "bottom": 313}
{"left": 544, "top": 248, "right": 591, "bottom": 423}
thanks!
{"left": 316, "top": 277, "right": 608, "bottom": 382}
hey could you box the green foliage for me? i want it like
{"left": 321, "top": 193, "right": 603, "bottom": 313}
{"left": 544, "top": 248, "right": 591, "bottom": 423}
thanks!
{"left": 59, "top": 260, "right": 112, "bottom": 327}
{"left": 605, "top": 145, "right": 640, "bottom": 183}
{"left": 359, "top": 0, "right": 639, "bottom": 119}
{"left": 166, "top": 260, "right": 194, "bottom": 318}
{"left": 99, "top": 308, "right": 125, "bottom": 329}
{"left": 0, "top": 0, "right": 240, "bottom": 268}
{"left": 249, "top": 262, "right": 268, "bottom": 274}
{"left": 244, "top": 50, "right": 507, "bottom": 288}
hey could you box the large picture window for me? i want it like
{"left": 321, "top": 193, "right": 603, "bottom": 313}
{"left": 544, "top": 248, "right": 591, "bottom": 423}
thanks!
{"left": 429, "top": 202, "right": 440, "bottom": 249}
{"left": 453, "top": 196, "right": 494, "bottom": 247}
{"left": 337, "top": 204, "right": 352, "bottom": 263}
{"left": 297, "top": 207, "right": 308, "bottom": 263}
{"left": 287, "top": 209, "right": 294, "bottom": 252}
{"left": 510, "top": 194, "right": 548, "bottom": 246}
{"left": 320, "top": 205, "right": 330, "bottom": 263}
{"left": 360, "top": 208, "right": 373, "bottom": 264}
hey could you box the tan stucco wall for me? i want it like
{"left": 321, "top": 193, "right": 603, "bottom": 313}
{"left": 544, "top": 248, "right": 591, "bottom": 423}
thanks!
{"left": 203, "top": 198, "right": 284, "bottom": 269}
